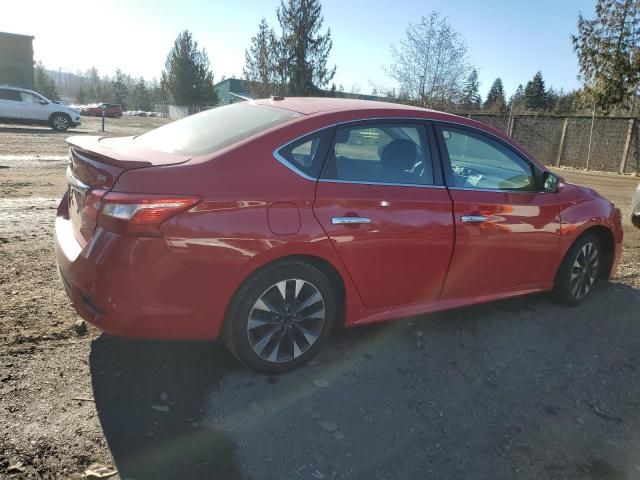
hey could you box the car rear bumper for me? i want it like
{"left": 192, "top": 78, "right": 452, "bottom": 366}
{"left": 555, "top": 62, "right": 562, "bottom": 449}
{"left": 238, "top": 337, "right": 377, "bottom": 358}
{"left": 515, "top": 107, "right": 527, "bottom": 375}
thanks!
{"left": 53, "top": 199, "right": 227, "bottom": 340}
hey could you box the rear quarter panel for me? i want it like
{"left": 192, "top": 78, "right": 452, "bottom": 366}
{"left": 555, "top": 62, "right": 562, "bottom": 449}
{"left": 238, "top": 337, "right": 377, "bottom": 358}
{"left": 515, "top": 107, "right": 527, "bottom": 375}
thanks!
{"left": 111, "top": 116, "right": 365, "bottom": 337}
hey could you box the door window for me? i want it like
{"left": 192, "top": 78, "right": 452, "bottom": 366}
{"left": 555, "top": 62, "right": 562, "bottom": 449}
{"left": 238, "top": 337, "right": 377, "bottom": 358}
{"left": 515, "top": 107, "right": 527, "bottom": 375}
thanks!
{"left": 439, "top": 127, "right": 536, "bottom": 191}
{"left": 0, "top": 89, "right": 22, "bottom": 101}
{"left": 322, "top": 124, "right": 433, "bottom": 185}
{"left": 20, "top": 92, "right": 39, "bottom": 103}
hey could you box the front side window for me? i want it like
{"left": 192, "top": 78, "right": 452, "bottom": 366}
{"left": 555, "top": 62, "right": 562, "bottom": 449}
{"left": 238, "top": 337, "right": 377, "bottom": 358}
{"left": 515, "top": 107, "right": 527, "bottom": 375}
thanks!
{"left": 322, "top": 124, "right": 433, "bottom": 185}
{"left": 439, "top": 127, "right": 536, "bottom": 191}
{"left": 20, "top": 92, "right": 38, "bottom": 103}
{"left": 136, "top": 102, "right": 301, "bottom": 156}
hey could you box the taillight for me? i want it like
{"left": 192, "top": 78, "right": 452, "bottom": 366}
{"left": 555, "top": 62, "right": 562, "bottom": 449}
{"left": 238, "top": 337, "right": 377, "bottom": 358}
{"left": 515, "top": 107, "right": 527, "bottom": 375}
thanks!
{"left": 97, "top": 192, "right": 200, "bottom": 236}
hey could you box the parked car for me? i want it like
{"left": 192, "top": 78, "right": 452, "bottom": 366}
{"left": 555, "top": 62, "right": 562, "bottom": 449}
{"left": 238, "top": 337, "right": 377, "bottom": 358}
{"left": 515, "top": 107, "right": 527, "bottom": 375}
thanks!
{"left": 0, "top": 85, "right": 81, "bottom": 131}
{"left": 54, "top": 98, "right": 623, "bottom": 373}
{"left": 632, "top": 183, "right": 640, "bottom": 227}
{"left": 82, "top": 103, "right": 123, "bottom": 118}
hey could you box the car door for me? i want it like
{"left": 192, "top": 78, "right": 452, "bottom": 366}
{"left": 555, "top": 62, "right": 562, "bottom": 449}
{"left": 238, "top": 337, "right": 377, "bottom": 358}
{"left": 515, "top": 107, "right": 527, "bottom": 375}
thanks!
{"left": 19, "top": 91, "right": 50, "bottom": 121}
{"left": 434, "top": 123, "right": 562, "bottom": 300}
{"left": 313, "top": 120, "right": 454, "bottom": 309}
{"left": 0, "top": 88, "right": 22, "bottom": 118}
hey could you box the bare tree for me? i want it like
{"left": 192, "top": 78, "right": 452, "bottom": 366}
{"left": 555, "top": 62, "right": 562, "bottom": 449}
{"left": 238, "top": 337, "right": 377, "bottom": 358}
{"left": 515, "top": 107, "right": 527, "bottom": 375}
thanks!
{"left": 388, "top": 12, "right": 470, "bottom": 109}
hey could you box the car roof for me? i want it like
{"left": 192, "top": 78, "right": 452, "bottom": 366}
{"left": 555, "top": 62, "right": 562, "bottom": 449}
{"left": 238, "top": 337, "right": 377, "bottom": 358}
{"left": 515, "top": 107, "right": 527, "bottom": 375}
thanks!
{"left": 253, "top": 97, "right": 434, "bottom": 115}
{"left": 252, "top": 96, "right": 466, "bottom": 123}
{"left": 0, "top": 85, "right": 27, "bottom": 92}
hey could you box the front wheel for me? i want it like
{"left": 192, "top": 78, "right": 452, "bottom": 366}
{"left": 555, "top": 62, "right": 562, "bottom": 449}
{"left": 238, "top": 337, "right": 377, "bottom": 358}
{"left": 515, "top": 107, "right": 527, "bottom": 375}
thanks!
{"left": 223, "top": 261, "right": 337, "bottom": 374}
{"left": 553, "top": 234, "right": 601, "bottom": 306}
{"left": 50, "top": 113, "right": 70, "bottom": 131}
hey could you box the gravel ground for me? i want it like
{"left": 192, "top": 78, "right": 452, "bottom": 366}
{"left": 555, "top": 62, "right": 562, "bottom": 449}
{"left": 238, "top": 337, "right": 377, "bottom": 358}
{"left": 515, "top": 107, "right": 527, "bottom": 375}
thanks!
{"left": 1, "top": 117, "right": 640, "bottom": 480}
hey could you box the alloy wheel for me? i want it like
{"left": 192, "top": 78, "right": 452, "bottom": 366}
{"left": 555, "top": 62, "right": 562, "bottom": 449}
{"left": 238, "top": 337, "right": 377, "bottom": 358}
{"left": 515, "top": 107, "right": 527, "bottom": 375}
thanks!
{"left": 53, "top": 116, "right": 69, "bottom": 130}
{"left": 570, "top": 242, "right": 599, "bottom": 300}
{"left": 247, "top": 279, "right": 325, "bottom": 363}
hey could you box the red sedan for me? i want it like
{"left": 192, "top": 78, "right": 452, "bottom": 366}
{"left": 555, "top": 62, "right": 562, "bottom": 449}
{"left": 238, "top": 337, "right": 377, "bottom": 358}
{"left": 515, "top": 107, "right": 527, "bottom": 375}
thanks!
{"left": 54, "top": 98, "right": 623, "bottom": 373}
{"left": 82, "top": 103, "right": 123, "bottom": 118}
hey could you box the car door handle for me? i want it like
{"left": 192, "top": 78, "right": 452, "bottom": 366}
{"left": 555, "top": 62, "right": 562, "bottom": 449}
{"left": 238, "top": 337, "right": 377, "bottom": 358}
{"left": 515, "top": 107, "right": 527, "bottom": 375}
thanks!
{"left": 332, "top": 216, "right": 371, "bottom": 225}
{"left": 461, "top": 215, "right": 489, "bottom": 223}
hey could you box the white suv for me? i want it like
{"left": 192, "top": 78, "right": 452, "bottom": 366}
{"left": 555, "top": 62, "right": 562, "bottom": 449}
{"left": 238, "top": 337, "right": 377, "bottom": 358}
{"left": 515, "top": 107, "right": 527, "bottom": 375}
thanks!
{"left": 0, "top": 85, "right": 81, "bottom": 131}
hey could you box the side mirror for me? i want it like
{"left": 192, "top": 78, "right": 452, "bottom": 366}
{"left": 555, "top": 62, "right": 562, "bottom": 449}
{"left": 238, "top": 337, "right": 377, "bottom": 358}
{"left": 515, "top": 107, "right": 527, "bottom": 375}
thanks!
{"left": 543, "top": 171, "right": 560, "bottom": 193}
{"left": 38, "top": 100, "right": 48, "bottom": 105}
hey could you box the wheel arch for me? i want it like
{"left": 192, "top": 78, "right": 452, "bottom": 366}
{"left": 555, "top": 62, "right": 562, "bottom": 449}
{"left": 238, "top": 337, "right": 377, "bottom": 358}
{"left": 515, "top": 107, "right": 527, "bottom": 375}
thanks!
{"left": 49, "top": 111, "right": 71, "bottom": 122}
{"left": 223, "top": 253, "right": 348, "bottom": 331}
{"left": 560, "top": 225, "right": 615, "bottom": 280}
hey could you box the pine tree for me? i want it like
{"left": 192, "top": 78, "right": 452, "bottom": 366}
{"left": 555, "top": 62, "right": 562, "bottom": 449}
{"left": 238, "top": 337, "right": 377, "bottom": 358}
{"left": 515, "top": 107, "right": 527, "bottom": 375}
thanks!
{"left": 461, "top": 68, "right": 481, "bottom": 110}
{"left": 524, "top": 71, "right": 547, "bottom": 110}
{"left": 277, "top": 0, "right": 336, "bottom": 95}
{"left": 483, "top": 78, "right": 506, "bottom": 112}
{"left": 161, "top": 30, "right": 218, "bottom": 104}
{"left": 572, "top": 0, "right": 640, "bottom": 112}
{"left": 243, "top": 18, "right": 282, "bottom": 97}
{"left": 111, "top": 69, "right": 129, "bottom": 108}
{"left": 34, "top": 62, "right": 59, "bottom": 101}
{"left": 76, "top": 88, "right": 86, "bottom": 104}
{"left": 130, "top": 78, "right": 152, "bottom": 111}
{"left": 509, "top": 84, "right": 526, "bottom": 111}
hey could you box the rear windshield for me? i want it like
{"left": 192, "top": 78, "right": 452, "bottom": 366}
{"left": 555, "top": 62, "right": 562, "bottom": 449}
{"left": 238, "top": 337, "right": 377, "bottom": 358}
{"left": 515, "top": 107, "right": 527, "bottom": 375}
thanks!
{"left": 135, "top": 102, "right": 301, "bottom": 156}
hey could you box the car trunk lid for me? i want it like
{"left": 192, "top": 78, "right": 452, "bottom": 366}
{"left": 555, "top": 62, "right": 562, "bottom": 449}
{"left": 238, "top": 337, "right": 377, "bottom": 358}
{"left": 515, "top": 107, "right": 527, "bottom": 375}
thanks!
{"left": 66, "top": 135, "right": 191, "bottom": 246}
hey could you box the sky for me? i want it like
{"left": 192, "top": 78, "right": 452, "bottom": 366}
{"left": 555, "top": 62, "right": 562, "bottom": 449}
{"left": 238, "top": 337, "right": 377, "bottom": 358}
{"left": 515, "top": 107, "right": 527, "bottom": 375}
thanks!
{"left": 1, "top": 0, "right": 596, "bottom": 98}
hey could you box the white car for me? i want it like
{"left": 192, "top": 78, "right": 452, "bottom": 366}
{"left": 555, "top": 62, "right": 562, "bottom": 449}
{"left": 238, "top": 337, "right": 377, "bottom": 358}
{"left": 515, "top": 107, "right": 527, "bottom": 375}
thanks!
{"left": 0, "top": 85, "right": 81, "bottom": 131}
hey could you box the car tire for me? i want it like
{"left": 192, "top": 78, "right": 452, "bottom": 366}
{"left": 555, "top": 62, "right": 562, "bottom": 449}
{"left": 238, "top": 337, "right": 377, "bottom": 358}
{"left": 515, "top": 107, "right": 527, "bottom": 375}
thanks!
{"left": 50, "top": 113, "right": 70, "bottom": 131}
{"left": 223, "top": 260, "right": 337, "bottom": 374}
{"left": 553, "top": 233, "right": 601, "bottom": 306}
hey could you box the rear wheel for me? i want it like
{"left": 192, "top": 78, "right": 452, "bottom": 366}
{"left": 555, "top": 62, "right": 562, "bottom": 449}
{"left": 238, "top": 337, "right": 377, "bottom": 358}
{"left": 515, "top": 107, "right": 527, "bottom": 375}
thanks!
{"left": 553, "top": 234, "right": 601, "bottom": 306}
{"left": 50, "top": 113, "right": 70, "bottom": 131}
{"left": 223, "top": 260, "right": 337, "bottom": 374}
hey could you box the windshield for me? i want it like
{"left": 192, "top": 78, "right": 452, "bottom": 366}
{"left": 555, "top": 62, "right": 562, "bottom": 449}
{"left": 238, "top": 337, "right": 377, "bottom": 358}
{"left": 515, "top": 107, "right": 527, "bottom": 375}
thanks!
{"left": 135, "top": 102, "right": 301, "bottom": 156}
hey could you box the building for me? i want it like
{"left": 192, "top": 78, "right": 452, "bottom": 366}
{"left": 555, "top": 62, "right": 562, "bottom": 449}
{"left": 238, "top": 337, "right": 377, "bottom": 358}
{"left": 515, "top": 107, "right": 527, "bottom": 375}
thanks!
{"left": 0, "top": 32, "right": 34, "bottom": 89}
{"left": 214, "top": 78, "right": 392, "bottom": 105}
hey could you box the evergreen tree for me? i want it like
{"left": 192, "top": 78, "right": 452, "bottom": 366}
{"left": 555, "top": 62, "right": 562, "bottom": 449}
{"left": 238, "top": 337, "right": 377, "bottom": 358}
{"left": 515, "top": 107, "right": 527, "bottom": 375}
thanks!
{"left": 111, "top": 69, "right": 129, "bottom": 108}
{"left": 34, "top": 62, "right": 59, "bottom": 101}
{"left": 461, "top": 68, "right": 481, "bottom": 110}
{"left": 161, "top": 30, "right": 218, "bottom": 104}
{"left": 572, "top": 0, "right": 640, "bottom": 112}
{"left": 76, "top": 87, "right": 86, "bottom": 104}
{"left": 483, "top": 78, "right": 506, "bottom": 112}
{"left": 524, "top": 71, "right": 547, "bottom": 110}
{"left": 130, "top": 78, "right": 152, "bottom": 111}
{"left": 243, "top": 18, "right": 282, "bottom": 97}
{"left": 277, "top": 0, "right": 336, "bottom": 95}
{"left": 509, "top": 84, "right": 526, "bottom": 111}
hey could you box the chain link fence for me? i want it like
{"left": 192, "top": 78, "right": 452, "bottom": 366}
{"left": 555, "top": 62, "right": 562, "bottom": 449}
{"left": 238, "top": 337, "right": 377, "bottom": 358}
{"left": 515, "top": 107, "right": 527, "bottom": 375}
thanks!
{"left": 464, "top": 113, "right": 638, "bottom": 174}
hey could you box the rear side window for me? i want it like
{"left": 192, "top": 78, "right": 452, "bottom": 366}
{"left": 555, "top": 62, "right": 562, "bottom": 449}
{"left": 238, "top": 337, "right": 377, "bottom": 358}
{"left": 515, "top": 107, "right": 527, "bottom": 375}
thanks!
{"left": 275, "top": 128, "right": 333, "bottom": 179}
{"left": 136, "top": 103, "right": 301, "bottom": 156}
{"left": 322, "top": 123, "right": 434, "bottom": 186}
{"left": 0, "top": 89, "right": 21, "bottom": 101}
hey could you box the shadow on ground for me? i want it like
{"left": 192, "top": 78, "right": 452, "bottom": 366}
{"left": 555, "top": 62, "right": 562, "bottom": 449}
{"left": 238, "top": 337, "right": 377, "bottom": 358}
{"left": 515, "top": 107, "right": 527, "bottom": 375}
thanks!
{"left": 90, "top": 336, "right": 246, "bottom": 480}
{"left": 89, "top": 282, "right": 640, "bottom": 480}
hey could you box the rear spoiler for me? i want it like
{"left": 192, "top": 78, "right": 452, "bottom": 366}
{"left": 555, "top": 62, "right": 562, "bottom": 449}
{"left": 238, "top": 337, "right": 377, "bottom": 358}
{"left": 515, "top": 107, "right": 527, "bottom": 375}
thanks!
{"left": 67, "top": 135, "right": 191, "bottom": 169}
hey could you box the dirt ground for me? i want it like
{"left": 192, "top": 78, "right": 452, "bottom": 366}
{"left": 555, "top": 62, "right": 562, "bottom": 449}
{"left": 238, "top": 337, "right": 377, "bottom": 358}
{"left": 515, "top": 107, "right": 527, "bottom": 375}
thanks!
{"left": 1, "top": 116, "right": 640, "bottom": 480}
